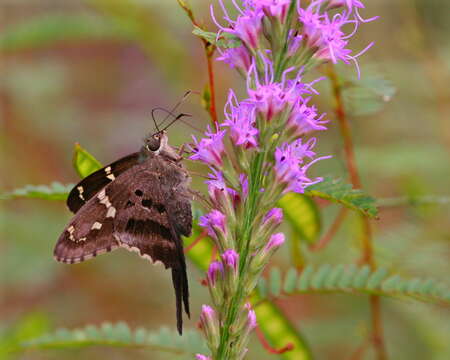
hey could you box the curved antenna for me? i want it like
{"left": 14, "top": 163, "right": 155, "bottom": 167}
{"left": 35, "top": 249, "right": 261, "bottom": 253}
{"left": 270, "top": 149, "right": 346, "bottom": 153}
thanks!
{"left": 150, "top": 108, "right": 161, "bottom": 132}
{"left": 157, "top": 90, "right": 193, "bottom": 129}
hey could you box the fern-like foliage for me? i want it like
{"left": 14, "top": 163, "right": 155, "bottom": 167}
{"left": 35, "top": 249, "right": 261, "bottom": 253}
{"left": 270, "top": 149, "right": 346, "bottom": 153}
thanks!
{"left": 1, "top": 182, "right": 73, "bottom": 200}
{"left": 257, "top": 265, "right": 450, "bottom": 305}
{"left": 305, "top": 177, "right": 378, "bottom": 218}
{"left": 12, "top": 322, "right": 207, "bottom": 356}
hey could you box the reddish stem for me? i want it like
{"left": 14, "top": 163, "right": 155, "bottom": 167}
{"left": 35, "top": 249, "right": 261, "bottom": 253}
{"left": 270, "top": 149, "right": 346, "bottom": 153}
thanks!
{"left": 255, "top": 327, "right": 294, "bottom": 355}
{"left": 310, "top": 207, "right": 348, "bottom": 251}
{"left": 177, "top": 0, "right": 218, "bottom": 125}
{"left": 184, "top": 230, "right": 207, "bottom": 253}
{"left": 327, "top": 64, "right": 387, "bottom": 360}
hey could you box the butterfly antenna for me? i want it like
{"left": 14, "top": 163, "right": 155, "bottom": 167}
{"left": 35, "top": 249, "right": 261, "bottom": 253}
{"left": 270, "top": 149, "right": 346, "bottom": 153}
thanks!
{"left": 161, "top": 113, "right": 192, "bottom": 132}
{"left": 158, "top": 90, "right": 193, "bottom": 129}
{"left": 150, "top": 108, "right": 161, "bottom": 133}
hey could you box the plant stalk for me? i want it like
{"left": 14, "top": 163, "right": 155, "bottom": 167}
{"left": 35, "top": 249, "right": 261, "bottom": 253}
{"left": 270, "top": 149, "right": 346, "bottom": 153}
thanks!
{"left": 327, "top": 64, "right": 387, "bottom": 360}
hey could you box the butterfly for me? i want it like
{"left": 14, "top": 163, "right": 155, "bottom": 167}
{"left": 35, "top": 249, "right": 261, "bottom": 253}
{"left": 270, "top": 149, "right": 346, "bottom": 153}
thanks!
{"left": 54, "top": 129, "right": 192, "bottom": 334}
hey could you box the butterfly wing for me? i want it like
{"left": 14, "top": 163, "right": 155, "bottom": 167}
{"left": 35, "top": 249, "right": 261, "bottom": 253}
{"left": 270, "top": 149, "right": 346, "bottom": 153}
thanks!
{"left": 54, "top": 194, "right": 120, "bottom": 264}
{"left": 67, "top": 152, "right": 140, "bottom": 213}
{"left": 107, "top": 157, "right": 192, "bottom": 334}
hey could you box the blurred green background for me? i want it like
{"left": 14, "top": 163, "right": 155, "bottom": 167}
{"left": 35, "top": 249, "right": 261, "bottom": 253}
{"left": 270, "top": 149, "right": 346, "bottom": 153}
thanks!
{"left": 1, "top": 0, "right": 449, "bottom": 359}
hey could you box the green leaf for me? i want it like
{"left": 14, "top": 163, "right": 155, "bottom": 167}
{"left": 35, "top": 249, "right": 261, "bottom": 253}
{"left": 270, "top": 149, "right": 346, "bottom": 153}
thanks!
{"left": 1, "top": 182, "right": 73, "bottom": 201}
{"left": 73, "top": 143, "right": 103, "bottom": 178}
{"left": 0, "top": 14, "right": 132, "bottom": 52}
{"left": 192, "top": 26, "right": 242, "bottom": 48}
{"left": 278, "top": 193, "right": 321, "bottom": 244}
{"left": 305, "top": 177, "right": 378, "bottom": 218}
{"left": 259, "top": 265, "right": 450, "bottom": 305}
{"left": 12, "top": 323, "right": 207, "bottom": 355}
{"left": 252, "top": 293, "right": 312, "bottom": 360}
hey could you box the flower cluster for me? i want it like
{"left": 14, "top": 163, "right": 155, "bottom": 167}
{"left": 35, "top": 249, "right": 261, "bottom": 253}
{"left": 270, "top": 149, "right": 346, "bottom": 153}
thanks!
{"left": 212, "top": 0, "right": 375, "bottom": 76}
{"left": 193, "top": 1, "right": 375, "bottom": 358}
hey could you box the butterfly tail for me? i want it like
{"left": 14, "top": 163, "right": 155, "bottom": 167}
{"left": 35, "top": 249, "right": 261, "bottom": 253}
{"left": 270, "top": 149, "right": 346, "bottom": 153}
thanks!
{"left": 172, "top": 266, "right": 189, "bottom": 335}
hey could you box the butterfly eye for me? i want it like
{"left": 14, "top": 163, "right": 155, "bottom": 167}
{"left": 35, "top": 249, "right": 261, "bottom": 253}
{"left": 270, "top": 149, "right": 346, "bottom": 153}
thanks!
{"left": 146, "top": 135, "right": 161, "bottom": 151}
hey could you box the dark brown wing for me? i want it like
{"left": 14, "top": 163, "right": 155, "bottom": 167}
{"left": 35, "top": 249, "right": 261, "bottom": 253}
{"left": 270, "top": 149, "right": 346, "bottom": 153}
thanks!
{"left": 67, "top": 152, "right": 140, "bottom": 213}
{"left": 54, "top": 194, "right": 120, "bottom": 264}
{"left": 106, "top": 157, "right": 192, "bottom": 334}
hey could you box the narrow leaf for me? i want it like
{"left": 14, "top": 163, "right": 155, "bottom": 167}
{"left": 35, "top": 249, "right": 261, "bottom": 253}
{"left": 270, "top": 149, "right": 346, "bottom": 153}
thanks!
{"left": 252, "top": 293, "right": 312, "bottom": 360}
{"left": 278, "top": 193, "right": 321, "bottom": 244}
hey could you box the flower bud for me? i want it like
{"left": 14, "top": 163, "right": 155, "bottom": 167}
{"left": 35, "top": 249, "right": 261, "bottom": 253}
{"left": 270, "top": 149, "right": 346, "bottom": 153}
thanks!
{"left": 207, "top": 261, "right": 224, "bottom": 307}
{"left": 221, "top": 249, "right": 239, "bottom": 293}
{"left": 196, "top": 354, "right": 211, "bottom": 360}
{"left": 200, "top": 305, "right": 220, "bottom": 349}
{"left": 199, "top": 210, "right": 230, "bottom": 249}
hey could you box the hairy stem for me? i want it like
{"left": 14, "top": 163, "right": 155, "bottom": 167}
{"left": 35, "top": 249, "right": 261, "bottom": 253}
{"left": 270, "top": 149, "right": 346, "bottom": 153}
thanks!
{"left": 327, "top": 64, "right": 387, "bottom": 360}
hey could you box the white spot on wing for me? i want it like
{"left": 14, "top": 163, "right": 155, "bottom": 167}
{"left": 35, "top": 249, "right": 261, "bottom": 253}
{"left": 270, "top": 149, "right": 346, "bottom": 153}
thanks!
{"left": 91, "top": 222, "right": 102, "bottom": 230}
{"left": 106, "top": 174, "right": 115, "bottom": 181}
{"left": 77, "top": 186, "right": 85, "bottom": 200}
{"left": 105, "top": 166, "right": 112, "bottom": 174}
{"left": 106, "top": 206, "right": 116, "bottom": 218}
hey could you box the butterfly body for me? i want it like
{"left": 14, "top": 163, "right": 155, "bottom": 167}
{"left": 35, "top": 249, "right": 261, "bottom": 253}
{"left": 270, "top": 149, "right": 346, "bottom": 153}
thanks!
{"left": 55, "top": 131, "right": 191, "bottom": 334}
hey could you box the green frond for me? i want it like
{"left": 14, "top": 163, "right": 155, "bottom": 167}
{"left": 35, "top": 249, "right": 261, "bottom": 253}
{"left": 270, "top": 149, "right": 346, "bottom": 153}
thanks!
{"left": 260, "top": 265, "right": 450, "bottom": 305}
{"left": 1, "top": 182, "right": 73, "bottom": 201}
{"left": 305, "top": 177, "right": 378, "bottom": 218}
{"left": 14, "top": 322, "right": 207, "bottom": 356}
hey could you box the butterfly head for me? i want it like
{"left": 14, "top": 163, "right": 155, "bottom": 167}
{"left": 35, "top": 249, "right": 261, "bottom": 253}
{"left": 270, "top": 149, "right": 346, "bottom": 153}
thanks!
{"left": 143, "top": 131, "right": 180, "bottom": 161}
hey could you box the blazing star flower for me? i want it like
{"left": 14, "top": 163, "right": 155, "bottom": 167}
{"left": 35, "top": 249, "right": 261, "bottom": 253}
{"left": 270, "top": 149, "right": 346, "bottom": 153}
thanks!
{"left": 217, "top": 45, "right": 252, "bottom": 71}
{"left": 223, "top": 91, "right": 259, "bottom": 148}
{"left": 206, "top": 169, "right": 239, "bottom": 205}
{"left": 246, "top": 0, "right": 291, "bottom": 23}
{"left": 199, "top": 210, "right": 227, "bottom": 238}
{"left": 327, "top": 0, "right": 378, "bottom": 23}
{"left": 211, "top": 1, "right": 263, "bottom": 50}
{"left": 196, "top": 355, "right": 212, "bottom": 360}
{"left": 287, "top": 98, "right": 328, "bottom": 136}
{"left": 207, "top": 261, "right": 224, "bottom": 286}
{"left": 190, "top": 126, "right": 226, "bottom": 166}
{"left": 274, "top": 139, "right": 329, "bottom": 193}
{"left": 221, "top": 249, "right": 239, "bottom": 272}
{"left": 265, "top": 232, "right": 285, "bottom": 251}
{"left": 298, "top": 4, "right": 374, "bottom": 77}
{"left": 263, "top": 207, "right": 283, "bottom": 226}
{"left": 240, "top": 174, "right": 249, "bottom": 199}
{"left": 245, "top": 303, "right": 257, "bottom": 329}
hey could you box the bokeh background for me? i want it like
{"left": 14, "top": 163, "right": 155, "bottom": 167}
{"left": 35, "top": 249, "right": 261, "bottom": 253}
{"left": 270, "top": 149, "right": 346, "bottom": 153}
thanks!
{"left": 1, "top": 0, "right": 449, "bottom": 359}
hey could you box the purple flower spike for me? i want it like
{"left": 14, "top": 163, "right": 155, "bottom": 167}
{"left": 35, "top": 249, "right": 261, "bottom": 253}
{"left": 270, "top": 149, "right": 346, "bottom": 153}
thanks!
{"left": 207, "top": 261, "right": 224, "bottom": 286}
{"left": 263, "top": 207, "right": 283, "bottom": 226}
{"left": 223, "top": 91, "right": 259, "bottom": 148}
{"left": 265, "top": 232, "right": 285, "bottom": 251}
{"left": 189, "top": 126, "right": 226, "bottom": 167}
{"left": 221, "top": 249, "right": 239, "bottom": 272}
{"left": 196, "top": 355, "right": 212, "bottom": 360}
{"left": 199, "top": 210, "right": 227, "bottom": 238}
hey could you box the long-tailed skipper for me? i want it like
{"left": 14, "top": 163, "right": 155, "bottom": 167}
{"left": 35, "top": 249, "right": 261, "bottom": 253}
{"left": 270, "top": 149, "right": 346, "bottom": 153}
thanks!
{"left": 55, "top": 129, "right": 192, "bottom": 334}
